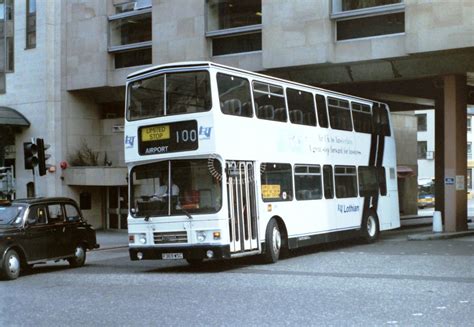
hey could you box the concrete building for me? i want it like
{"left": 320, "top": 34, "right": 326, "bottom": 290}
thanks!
{"left": 1, "top": 0, "right": 474, "bottom": 231}
{"left": 415, "top": 107, "right": 474, "bottom": 193}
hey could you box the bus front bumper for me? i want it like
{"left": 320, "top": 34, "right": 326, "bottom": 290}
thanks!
{"left": 129, "top": 244, "right": 231, "bottom": 261}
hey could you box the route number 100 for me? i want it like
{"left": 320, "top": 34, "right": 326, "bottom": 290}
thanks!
{"left": 176, "top": 129, "right": 197, "bottom": 143}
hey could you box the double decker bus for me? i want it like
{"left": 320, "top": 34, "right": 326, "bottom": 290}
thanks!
{"left": 125, "top": 62, "right": 400, "bottom": 264}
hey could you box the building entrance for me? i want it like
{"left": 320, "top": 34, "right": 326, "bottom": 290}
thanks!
{"left": 106, "top": 186, "right": 128, "bottom": 230}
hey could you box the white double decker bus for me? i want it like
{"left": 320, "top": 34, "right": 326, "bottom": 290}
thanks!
{"left": 125, "top": 62, "right": 400, "bottom": 264}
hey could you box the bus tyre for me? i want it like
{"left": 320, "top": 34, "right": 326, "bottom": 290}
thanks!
{"left": 1, "top": 249, "right": 21, "bottom": 280}
{"left": 361, "top": 212, "right": 379, "bottom": 243}
{"left": 263, "top": 219, "right": 281, "bottom": 263}
{"left": 68, "top": 244, "right": 86, "bottom": 268}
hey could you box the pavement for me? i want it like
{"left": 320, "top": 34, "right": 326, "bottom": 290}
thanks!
{"left": 93, "top": 220, "right": 474, "bottom": 251}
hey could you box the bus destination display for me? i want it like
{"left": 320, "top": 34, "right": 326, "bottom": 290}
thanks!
{"left": 138, "top": 120, "right": 198, "bottom": 155}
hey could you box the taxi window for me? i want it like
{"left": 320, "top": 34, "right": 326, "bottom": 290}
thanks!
{"left": 64, "top": 204, "right": 81, "bottom": 222}
{"left": 28, "top": 206, "right": 48, "bottom": 225}
{"left": 48, "top": 204, "right": 64, "bottom": 223}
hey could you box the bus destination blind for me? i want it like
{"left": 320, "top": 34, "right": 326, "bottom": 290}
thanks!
{"left": 138, "top": 120, "right": 198, "bottom": 155}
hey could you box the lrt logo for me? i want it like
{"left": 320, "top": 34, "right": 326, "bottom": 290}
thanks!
{"left": 125, "top": 135, "right": 135, "bottom": 148}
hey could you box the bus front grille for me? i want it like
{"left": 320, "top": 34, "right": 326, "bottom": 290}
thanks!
{"left": 154, "top": 231, "right": 188, "bottom": 244}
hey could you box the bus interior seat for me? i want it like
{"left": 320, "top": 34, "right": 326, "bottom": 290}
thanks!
{"left": 304, "top": 112, "right": 316, "bottom": 125}
{"left": 259, "top": 105, "right": 275, "bottom": 120}
{"left": 297, "top": 190, "right": 311, "bottom": 200}
{"left": 274, "top": 108, "right": 287, "bottom": 121}
{"left": 242, "top": 102, "right": 252, "bottom": 116}
{"left": 290, "top": 109, "right": 304, "bottom": 124}
{"left": 223, "top": 99, "right": 242, "bottom": 115}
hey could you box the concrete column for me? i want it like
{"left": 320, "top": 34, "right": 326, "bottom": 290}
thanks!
{"left": 435, "top": 93, "right": 445, "bottom": 217}
{"left": 442, "top": 75, "right": 468, "bottom": 232}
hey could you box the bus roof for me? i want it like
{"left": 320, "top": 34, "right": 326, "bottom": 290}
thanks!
{"left": 126, "top": 61, "right": 387, "bottom": 107}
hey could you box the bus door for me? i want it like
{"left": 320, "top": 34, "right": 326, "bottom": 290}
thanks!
{"left": 226, "top": 161, "right": 259, "bottom": 253}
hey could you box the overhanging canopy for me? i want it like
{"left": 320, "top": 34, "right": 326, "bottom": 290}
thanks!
{"left": 0, "top": 107, "right": 30, "bottom": 127}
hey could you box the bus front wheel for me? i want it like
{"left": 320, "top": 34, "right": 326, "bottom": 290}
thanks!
{"left": 263, "top": 219, "right": 281, "bottom": 263}
{"left": 361, "top": 211, "right": 380, "bottom": 243}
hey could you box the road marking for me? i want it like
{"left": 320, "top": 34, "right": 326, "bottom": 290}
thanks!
{"left": 412, "top": 313, "right": 423, "bottom": 317}
{"left": 386, "top": 321, "right": 398, "bottom": 324}
{"left": 436, "top": 306, "right": 447, "bottom": 310}
{"left": 460, "top": 300, "right": 469, "bottom": 304}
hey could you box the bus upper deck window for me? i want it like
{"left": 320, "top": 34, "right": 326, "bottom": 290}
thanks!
{"left": 217, "top": 73, "right": 253, "bottom": 117}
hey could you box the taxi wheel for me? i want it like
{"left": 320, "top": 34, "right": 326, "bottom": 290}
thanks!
{"left": 1, "top": 249, "right": 21, "bottom": 280}
{"left": 68, "top": 244, "right": 86, "bottom": 268}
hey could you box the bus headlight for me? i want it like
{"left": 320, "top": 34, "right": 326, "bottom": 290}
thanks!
{"left": 135, "top": 233, "right": 146, "bottom": 244}
{"left": 196, "top": 231, "right": 206, "bottom": 242}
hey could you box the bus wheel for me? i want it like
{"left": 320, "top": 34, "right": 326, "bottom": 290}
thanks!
{"left": 263, "top": 219, "right": 281, "bottom": 263}
{"left": 361, "top": 212, "right": 379, "bottom": 243}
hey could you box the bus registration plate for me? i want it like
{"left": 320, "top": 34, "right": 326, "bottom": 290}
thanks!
{"left": 162, "top": 253, "right": 183, "bottom": 260}
{"left": 141, "top": 125, "right": 170, "bottom": 141}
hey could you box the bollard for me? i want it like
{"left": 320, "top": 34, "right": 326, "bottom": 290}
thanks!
{"left": 433, "top": 211, "right": 443, "bottom": 233}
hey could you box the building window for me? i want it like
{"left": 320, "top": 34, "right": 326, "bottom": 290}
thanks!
{"left": 416, "top": 114, "right": 427, "bottom": 132}
{"left": 212, "top": 32, "right": 261, "bottom": 56}
{"left": 0, "top": 0, "right": 14, "bottom": 72}
{"left": 114, "top": 48, "right": 151, "bottom": 69}
{"left": 417, "top": 141, "right": 427, "bottom": 159}
{"left": 206, "top": 0, "right": 262, "bottom": 56}
{"left": 108, "top": 1, "right": 152, "bottom": 69}
{"left": 332, "top": 0, "right": 405, "bottom": 41}
{"left": 26, "top": 0, "right": 36, "bottom": 49}
{"left": 468, "top": 169, "right": 472, "bottom": 190}
{"left": 468, "top": 142, "right": 472, "bottom": 160}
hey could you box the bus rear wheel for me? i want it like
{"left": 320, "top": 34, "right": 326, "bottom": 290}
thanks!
{"left": 361, "top": 212, "right": 379, "bottom": 243}
{"left": 263, "top": 219, "right": 282, "bottom": 263}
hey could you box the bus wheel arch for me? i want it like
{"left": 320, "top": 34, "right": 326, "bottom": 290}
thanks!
{"left": 361, "top": 209, "right": 380, "bottom": 243}
{"left": 262, "top": 216, "right": 288, "bottom": 263}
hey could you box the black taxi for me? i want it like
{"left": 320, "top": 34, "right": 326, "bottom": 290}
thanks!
{"left": 0, "top": 197, "right": 99, "bottom": 280}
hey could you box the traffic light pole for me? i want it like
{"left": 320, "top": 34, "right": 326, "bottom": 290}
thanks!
{"left": 32, "top": 166, "right": 36, "bottom": 198}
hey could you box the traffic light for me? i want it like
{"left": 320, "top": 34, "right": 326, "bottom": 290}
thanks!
{"left": 36, "top": 138, "right": 51, "bottom": 176}
{"left": 23, "top": 142, "right": 39, "bottom": 170}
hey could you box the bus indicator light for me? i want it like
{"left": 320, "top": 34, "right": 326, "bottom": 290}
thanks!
{"left": 267, "top": 204, "right": 272, "bottom": 212}
{"left": 213, "top": 232, "right": 221, "bottom": 240}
